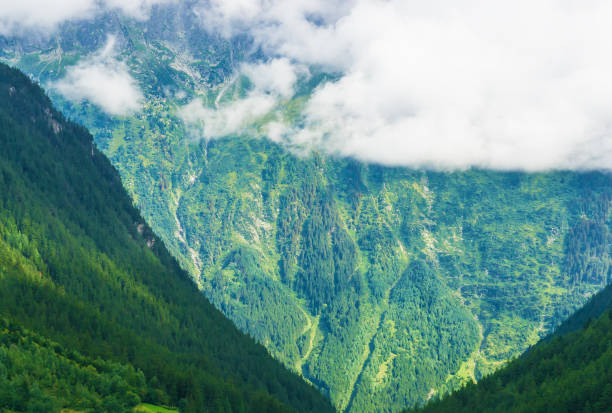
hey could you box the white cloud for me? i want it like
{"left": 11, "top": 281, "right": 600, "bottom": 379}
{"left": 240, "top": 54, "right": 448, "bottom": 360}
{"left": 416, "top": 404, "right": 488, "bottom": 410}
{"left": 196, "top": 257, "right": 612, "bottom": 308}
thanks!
{"left": 179, "top": 58, "right": 300, "bottom": 139}
{"left": 241, "top": 58, "right": 299, "bottom": 98}
{"left": 197, "top": 0, "right": 354, "bottom": 69}
{"left": 50, "top": 36, "right": 143, "bottom": 116}
{"left": 0, "top": 0, "right": 173, "bottom": 35}
{"left": 195, "top": 0, "right": 612, "bottom": 171}
{"left": 180, "top": 94, "right": 275, "bottom": 138}
{"left": 7, "top": 0, "right": 612, "bottom": 170}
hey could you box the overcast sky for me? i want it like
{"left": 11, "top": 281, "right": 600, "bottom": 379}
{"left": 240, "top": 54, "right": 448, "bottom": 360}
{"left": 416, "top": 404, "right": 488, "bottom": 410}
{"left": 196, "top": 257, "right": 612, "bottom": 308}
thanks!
{"left": 3, "top": 0, "right": 612, "bottom": 170}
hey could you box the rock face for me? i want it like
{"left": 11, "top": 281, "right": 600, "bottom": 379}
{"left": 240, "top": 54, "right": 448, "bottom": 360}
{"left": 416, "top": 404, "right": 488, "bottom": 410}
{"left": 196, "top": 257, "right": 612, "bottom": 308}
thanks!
{"left": 2, "top": 8, "right": 611, "bottom": 411}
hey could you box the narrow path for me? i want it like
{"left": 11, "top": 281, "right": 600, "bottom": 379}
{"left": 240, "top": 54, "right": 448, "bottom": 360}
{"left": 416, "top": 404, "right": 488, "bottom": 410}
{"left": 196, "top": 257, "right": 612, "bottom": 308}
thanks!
{"left": 298, "top": 305, "right": 312, "bottom": 336}
{"left": 302, "top": 315, "right": 319, "bottom": 366}
{"left": 471, "top": 314, "right": 485, "bottom": 381}
{"left": 452, "top": 286, "right": 485, "bottom": 383}
{"left": 295, "top": 303, "right": 319, "bottom": 374}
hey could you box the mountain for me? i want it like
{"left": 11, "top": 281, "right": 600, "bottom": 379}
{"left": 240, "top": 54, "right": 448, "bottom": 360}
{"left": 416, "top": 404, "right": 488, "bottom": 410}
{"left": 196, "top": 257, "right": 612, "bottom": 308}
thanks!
{"left": 409, "top": 282, "right": 612, "bottom": 413}
{"left": 0, "top": 318, "right": 152, "bottom": 411}
{"left": 2, "top": 7, "right": 612, "bottom": 411}
{"left": 552, "top": 280, "right": 612, "bottom": 338}
{"left": 0, "top": 63, "right": 333, "bottom": 412}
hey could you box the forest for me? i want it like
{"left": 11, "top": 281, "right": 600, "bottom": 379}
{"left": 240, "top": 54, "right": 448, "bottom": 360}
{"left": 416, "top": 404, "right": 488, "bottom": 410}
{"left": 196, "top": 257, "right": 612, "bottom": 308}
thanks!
{"left": 0, "top": 318, "right": 152, "bottom": 412}
{"left": 0, "top": 63, "right": 332, "bottom": 412}
{"left": 410, "top": 282, "right": 612, "bottom": 413}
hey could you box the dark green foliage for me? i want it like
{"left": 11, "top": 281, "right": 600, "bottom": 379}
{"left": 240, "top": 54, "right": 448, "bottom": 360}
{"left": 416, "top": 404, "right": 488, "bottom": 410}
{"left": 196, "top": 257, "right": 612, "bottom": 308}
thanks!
{"left": 563, "top": 183, "right": 612, "bottom": 287}
{"left": 565, "top": 218, "right": 610, "bottom": 284}
{"left": 0, "top": 64, "right": 332, "bottom": 413}
{"left": 277, "top": 188, "right": 306, "bottom": 285}
{"left": 411, "top": 285, "right": 612, "bottom": 413}
{"left": 348, "top": 260, "right": 480, "bottom": 412}
{"left": 553, "top": 282, "right": 612, "bottom": 337}
{"left": 0, "top": 318, "right": 149, "bottom": 412}
{"left": 296, "top": 213, "right": 336, "bottom": 313}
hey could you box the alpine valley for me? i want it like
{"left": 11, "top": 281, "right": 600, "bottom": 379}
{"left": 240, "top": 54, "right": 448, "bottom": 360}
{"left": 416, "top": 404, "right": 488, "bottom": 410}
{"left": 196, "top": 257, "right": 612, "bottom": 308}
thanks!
{"left": 1, "top": 3, "right": 611, "bottom": 412}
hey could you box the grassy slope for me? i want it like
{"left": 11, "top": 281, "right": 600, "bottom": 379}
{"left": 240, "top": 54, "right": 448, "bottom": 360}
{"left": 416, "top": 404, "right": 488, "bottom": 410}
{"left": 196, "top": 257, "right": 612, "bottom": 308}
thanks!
{"left": 135, "top": 403, "right": 179, "bottom": 412}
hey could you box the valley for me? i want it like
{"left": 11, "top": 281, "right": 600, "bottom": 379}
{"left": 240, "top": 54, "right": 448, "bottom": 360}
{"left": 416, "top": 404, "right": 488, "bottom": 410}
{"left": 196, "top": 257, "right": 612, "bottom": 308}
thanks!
{"left": 1, "top": 5, "right": 611, "bottom": 411}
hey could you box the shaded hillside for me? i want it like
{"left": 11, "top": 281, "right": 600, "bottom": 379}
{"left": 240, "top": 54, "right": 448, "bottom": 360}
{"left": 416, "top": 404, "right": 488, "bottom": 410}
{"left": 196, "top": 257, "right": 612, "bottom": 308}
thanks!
{"left": 410, "top": 283, "right": 612, "bottom": 413}
{"left": 553, "top": 282, "right": 612, "bottom": 337}
{"left": 0, "top": 63, "right": 332, "bottom": 412}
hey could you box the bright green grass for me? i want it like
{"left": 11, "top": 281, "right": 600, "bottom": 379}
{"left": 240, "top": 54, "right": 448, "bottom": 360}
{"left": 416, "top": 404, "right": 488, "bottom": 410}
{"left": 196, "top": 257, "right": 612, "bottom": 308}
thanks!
{"left": 134, "top": 403, "right": 178, "bottom": 413}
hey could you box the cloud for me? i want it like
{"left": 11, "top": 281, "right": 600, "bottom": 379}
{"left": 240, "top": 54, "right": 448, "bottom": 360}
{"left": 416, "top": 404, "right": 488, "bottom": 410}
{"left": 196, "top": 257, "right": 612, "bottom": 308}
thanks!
{"left": 179, "top": 58, "right": 300, "bottom": 139}
{"left": 241, "top": 58, "right": 299, "bottom": 98}
{"left": 0, "top": 0, "right": 173, "bottom": 35}
{"left": 7, "top": 0, "right": 612, "bottom": 170}
{"left": 196, "top": 0, "right": 354, "bottom": 69}
{"left": 49, "top": 36, "right": 143, "bottom": 116}
{"left": 194, "top": 0, "right": 612, "bottom": 171}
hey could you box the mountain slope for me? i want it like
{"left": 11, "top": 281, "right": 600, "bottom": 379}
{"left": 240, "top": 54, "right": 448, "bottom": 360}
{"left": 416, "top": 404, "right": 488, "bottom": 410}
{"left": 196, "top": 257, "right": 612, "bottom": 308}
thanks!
{"left": 553, "top": 282, "right": 612, "bottom": 337}
{"left": 2, "top": 10, "right": 612, "bottom": 411}
{"left": 0, "top": 63, "right": 332, "bottom": 412}
{"left": 0, "top": 317, "right": 155, "bottom": 412}
{"left": 410, "top": 282, "right": 612, "bottom": 413}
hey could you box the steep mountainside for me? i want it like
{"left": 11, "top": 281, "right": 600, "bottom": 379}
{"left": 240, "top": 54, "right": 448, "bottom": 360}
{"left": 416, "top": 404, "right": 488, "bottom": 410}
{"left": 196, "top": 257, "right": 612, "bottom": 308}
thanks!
{"left": 552, "top": 281, "right": 612, "bottom": 337}
{"left": 410, "top": 282, "right": 612, "bottom": 413}
{"left": 2, "top": 8, "right": 612, "bottom": 411}
{"left": 0, "top": 318, "right": 154, "bottom": 412}
{"left": 0, "top": 63, "right": 332, "bottom": 412}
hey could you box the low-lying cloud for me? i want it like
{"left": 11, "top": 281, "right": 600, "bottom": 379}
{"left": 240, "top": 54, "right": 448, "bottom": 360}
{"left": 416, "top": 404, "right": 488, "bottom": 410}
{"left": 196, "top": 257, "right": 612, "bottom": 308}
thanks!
{"left": 5, "top": 0, "right": 612, "bottom": 170}
{"left": 191, "top": 0, "right": 612, "bottom": 171}
{"left": 179, "top": 58, "right": 300, "bottom": 139}
{"left": 0, "top": 0, "right": 173, "bottom": 35}
{"left": 50, "top": 36, "right": 143, "bottom": 116}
